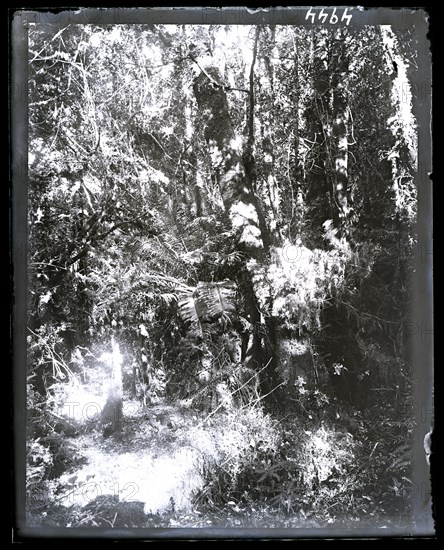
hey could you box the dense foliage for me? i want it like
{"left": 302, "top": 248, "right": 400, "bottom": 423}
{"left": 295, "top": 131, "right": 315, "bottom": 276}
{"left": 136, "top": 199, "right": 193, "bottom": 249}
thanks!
{"left": 26, "top": 23, "right": 420, "bottom": 529}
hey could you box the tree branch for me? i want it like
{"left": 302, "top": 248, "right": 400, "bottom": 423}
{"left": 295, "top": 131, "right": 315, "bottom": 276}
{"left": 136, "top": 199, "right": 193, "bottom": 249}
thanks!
{"left": 340, "top": 300, "right": 401, "bottom": 326}
{"left": 189, "top": 54, "right": 249, "bottom": 94}
{"left": 65, "top": 218, "right": 159, "bottom": 267}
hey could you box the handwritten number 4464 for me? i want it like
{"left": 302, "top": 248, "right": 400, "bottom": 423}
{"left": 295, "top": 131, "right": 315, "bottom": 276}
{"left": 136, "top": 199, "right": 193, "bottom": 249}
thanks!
{"left": 305, "top": 8, "right": 352, "bottom": 25}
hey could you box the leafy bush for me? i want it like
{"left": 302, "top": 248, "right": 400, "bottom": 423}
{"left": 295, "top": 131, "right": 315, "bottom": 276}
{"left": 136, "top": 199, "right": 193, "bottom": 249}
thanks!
{"left": 190, "top": 405, "right": 279, "bottom": 507}
{"left": 27, "top": 370, "right": 90, "bottom": 511}
{"left": 190, "top": 401, "right": 402, "bottom": 526}
{"left": 27, "top": 440, "right": 54, "bottom": 486}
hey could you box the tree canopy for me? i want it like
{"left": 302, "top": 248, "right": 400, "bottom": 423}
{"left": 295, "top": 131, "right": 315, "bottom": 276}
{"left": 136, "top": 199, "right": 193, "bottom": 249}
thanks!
{"left": 28, "top": 24, "right": 417, "bottom": 403}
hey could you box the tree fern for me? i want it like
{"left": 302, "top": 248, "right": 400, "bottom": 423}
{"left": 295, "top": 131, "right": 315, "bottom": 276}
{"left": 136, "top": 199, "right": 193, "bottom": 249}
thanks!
{"left": 178, "top": 281, "right": 236, "bottom": 325}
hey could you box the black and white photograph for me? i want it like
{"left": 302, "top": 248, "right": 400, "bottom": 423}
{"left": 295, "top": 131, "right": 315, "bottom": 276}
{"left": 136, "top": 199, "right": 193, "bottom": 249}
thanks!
{"left": 12, "top": 6, "right": 433, "bottom": 539}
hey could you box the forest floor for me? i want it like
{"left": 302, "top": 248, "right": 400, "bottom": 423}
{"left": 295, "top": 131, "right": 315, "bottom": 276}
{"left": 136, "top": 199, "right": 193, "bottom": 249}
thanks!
{"left": 27, "top": 391, "right": 418, "bottom": 531}
{"left": 67, "top": 406, "right": 207, "bottom": 522}
{"left": 28, "top": 398, "right": 323, "bottom": 529}
{"left": 30, "top": 401, "right": 211, "bottom": 528}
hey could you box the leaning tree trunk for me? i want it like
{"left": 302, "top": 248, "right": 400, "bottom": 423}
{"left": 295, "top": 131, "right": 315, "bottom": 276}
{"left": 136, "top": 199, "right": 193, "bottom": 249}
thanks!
{"left": 192, "top": 33, "right": 279, "bottom": 401}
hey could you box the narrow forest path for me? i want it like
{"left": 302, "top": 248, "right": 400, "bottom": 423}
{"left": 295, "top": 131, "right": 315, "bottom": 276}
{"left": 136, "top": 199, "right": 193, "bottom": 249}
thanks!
{"left": 57, "top": 402, "right": 204, "bottom": 517}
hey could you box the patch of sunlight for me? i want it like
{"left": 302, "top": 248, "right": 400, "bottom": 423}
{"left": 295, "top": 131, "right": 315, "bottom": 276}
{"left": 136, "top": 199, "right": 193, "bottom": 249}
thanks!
{"left": 142, "top": 43, "right": 162, "bottom": 67}
{"left": 272, "top": 295, "right": 286, "bottom": 314}
{"left": 302, "top": 426, "right": 356, "bottom": 485}
{"left": 163, "top": 126, "right": 174, "bottom": 136}
{"left": 209, "top": 145, "right": 224, "bottom": 166}
{"left": 186, "top": 426, "right": 218, "bottom": 457}
{"left": 381, "top": 26, "right": 417, "bottom": 164}
{"left": 161, "top": 25, "right": 180, "bottom": 35}
{"left": 89, "top": 33, "right": 101, "bottom": 48}
{"left": 229, "top": 201, "right": 258, "bottom": 227}
{"left": 58, "top": 383, "right": 106, "bottom": 423}
{"left": 147, "top": 166, "right": 169, "bottom": 186}
{"left": 109, "top": 26, "right": 122, "bottom": 43}
{"left": 280, "top": 241, "right": 314, "bottom": 276}
{"left": 220, "top": 26, "right": 254, "bottom": 70}
{"left": 239, "top": 225, "right": 263, "bottom": 248}
{"left": 100, "top": 339, "right": 122, "bottom": 363}
{"left": 57, "top": 444, "right": 203, "bottom": 515}
{"left": 83, "top": 174, "right": 101, "bottom": 195}
{"left": 312, "top": 434, "right": 330, "bottom": 453}
{"left": 229, "top": 135, "right": 243, "bottom": 151}
{"left": 196, "top": 54, "right": 215, "bottom": 69}
{"left": 141, "top": 448, "right": 203, "bottom": 514}
{"left": 279, "top": 338, "right": 309, "bottom": 357}
{"left": 184, "top": 104, "right": 193, "bottom": 139}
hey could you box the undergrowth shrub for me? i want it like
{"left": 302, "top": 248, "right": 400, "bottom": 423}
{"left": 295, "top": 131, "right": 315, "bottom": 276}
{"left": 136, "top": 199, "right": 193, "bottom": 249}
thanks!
{"left": 189, "top": 405, "right": 279, "bottom": 507}
{"left": 352, "top": 395, "right": 415, "bottom": 524}
{"left": 26, "top": 377, "right": 88, "bottom": 514}
{"left": 191, "top": 393, "right": 415, "bottom": 527}
{"left": 190, "top": 402, "right": 372, "bottom": 524}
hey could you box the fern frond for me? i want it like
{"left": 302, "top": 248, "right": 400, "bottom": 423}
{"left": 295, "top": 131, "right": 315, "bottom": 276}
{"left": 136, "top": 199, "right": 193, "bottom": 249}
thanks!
{"left": 160, "top": 292, "right": 179, "bottom": 306}
{"left": 194, "top": 281, "right": 236, "bottom": 322}
{"left": 178, "top": 280, "right": 236, "bottom": 325}
{"left": 178, "top": 294, "right": 200, "bottom": 324}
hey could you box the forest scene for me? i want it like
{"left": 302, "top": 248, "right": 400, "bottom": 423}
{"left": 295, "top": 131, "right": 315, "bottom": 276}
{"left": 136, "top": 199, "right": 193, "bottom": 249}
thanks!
{"left": 24, "top": 20, "right": 428, "bottom": 532}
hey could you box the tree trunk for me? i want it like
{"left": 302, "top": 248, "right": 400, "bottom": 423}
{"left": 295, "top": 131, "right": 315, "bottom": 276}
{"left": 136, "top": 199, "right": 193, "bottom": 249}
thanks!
{"left": 330, "top": 30, "right": 349, "bottom": 230}
{"left": 291, "top": 29, "right": 304, "bottom": 240}
{"left": 192, "top": 38, "right": 279, "bottom": 399}
{"left": 101, "top": 338, "right": 123, "bottom": 437}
